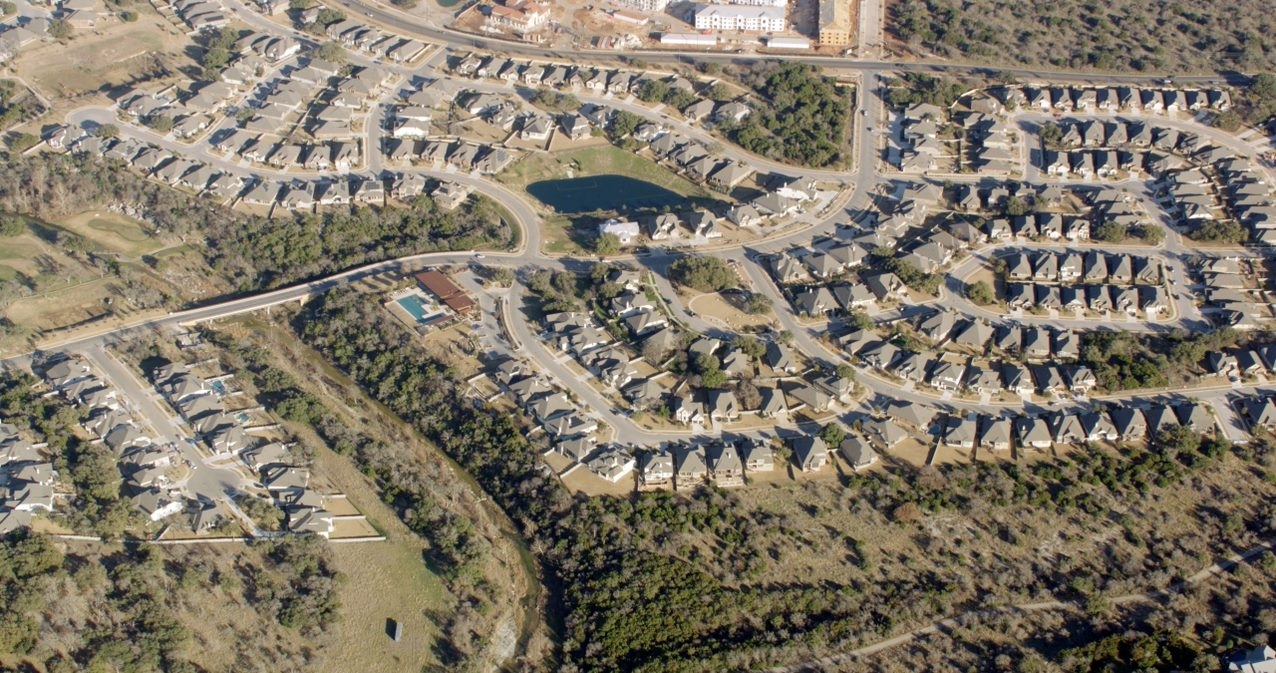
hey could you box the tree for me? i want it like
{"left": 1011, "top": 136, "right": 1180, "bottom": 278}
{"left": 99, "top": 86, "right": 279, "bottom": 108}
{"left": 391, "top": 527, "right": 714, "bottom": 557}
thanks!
{"left": 315, "top": 6, "right": 344, "bottom": 25}
{"left": 1137, "top": 224, "right": 1165, "bottom": 245}
{"left": 819, "top": 423, "right": 847, "bottom": 447}
{"left": 705, "top": 82, "right": 733, "bottom": 102}
{"left": 289, "top": 0, "right": 316, "bottom": 8}
{"left": 96, "top": 124, "right": 119, "bottom": 139}
{"left": 1095, "top": 220, "right": 1128, "bottom": 242}
{"left": 667, "top": 256, "right": 735, "bottom": 292}
{"left": 1039, "top": 122, "right": 1064, "bottom": 147}
{"left": 146, "top": 115, "right": 174, "bottom": 133}
{"left": 732, "top": 335, "right": 765, "bottom": 360}
{"left": 743, "top": 292, "right": 772, "bottom": 314}
{"left": 637, "top": 79, "right": 669, "bottom": 104}
{"left": 1191, "top": 219, "right": 1248, "bottom": 244}
{"left": 47, "top": 19, "right": 72, "bottom": 40}
{"left": 609, "top": 110, "right": 642, "bottom": 139}
{"left": 0, "top": 2, "right": 15, "bottom": 15}
{"left": 0, "top": 213, "right": 24, "bottom": 237}
{"left": 1004, "top": 196, "right": 1030, "bottom": 217}
{"left": 487, "top": 266, "right": 515, "bottom": 287}
{"left": 119, "top": 9, "right": 137, "bottom": 20}
{"left": 847, "top": 310, "right": 874, "bottom": 331}
{"left": 6, "top": 132, "right": 37, "bottom": 160}
{"left": 594, "top": 232, "right": 620, "bottom": 256}
{"left": 313, "top": 41, "right": 347, "bottom": 64}
{"left": 965, "top": 280, "right": 996, "bottom": 305}
{"left": 532, "top": 88, "right": 579, "bottom": 112}
{"left": 835, "top": 364, "right": 856, "bottom": 381}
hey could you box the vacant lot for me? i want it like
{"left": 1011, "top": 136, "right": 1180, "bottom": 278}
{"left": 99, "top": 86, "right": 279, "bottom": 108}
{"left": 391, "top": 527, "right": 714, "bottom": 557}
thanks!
{"left": 889, "top": 0, "right": 1276, "bottom": 73}
{"left": 15, "top": 12, "right": 194, "bottom": 101}
{"left": 321, "top": 499, "right": 448, "bottom": 673}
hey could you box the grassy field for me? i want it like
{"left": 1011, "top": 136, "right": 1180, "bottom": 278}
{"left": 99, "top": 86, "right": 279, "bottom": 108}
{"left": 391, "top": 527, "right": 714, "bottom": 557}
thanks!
{"left": 316, "top": 446, "right": 449, "bottom": 673}
{"left": 58, "top": 210, "right": 164, "bottom": 257}
{"left": 0, "top": 234, "right": 49, "bottom": 279}
{"left": 0, "top": 229, "right": 117, "bottom": 335}
{"left": 14, "top": 12, "right": 194, "bottom": 100}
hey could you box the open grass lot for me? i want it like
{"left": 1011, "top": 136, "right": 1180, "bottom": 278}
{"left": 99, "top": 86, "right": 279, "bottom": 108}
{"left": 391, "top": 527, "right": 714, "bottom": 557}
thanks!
{"left": 14, "top": 11, "right": 195, "bottom": 101}
{"left": 0, "top": 230, "right": 120, "bottom": 332}
{"left": 889, "top": 0, "right": 1276, "bottom": 73}
{"left": 687, "top": 292, "right": 777, "bottom": 331}
{"left": 57, "top": 210, "right": 164, "bottom": 257}
{"left": 0, "top": 234, "right": 54, "bottom": 279}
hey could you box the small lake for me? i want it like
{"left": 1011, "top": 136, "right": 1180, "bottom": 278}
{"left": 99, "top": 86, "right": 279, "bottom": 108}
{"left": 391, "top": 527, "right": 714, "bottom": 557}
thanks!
{"left": 527, "top": 175, "right": 687, "bottom": 213}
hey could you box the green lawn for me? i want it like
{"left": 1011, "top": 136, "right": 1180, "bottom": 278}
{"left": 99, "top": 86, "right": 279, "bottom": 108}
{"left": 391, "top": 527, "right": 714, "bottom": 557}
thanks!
{"left": 57, "top": 210, "right": 163, "bottom": 257}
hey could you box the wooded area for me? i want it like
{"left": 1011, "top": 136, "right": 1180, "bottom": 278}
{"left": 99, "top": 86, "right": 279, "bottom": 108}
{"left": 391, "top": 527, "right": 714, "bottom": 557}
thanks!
{"left": 296, "top": 287, "right": 1276, "bottom": 672}
{"left": 0, "top": 531, "right": 342, "bottom": 672}
{"left": 723, "top": 63, "right": 851, "bottom": 168}
{"left": 890, "top": 0, "right": 1276, "bottom": 73}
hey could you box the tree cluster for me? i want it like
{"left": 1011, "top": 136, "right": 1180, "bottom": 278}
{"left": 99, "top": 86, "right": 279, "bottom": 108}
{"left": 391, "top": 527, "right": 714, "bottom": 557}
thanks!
{"left": 886, "top": 73, "right": 966, "bottom": 108}
{"left": 636, "top": 79, "right": 698, "bottom": 112}
{"left": 667, "top": 255, "right": 736, "bottom": 292}
{"left": 724, "top": 62, "right": 849, "bottom": 168}
{"left": 892, "top": 0, "right": 1276, "bottom": 73}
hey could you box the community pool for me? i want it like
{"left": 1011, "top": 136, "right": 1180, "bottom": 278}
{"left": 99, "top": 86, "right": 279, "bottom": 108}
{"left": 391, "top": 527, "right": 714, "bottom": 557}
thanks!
{"left": 396, "top": 293, "right": 447, "bottom": 325}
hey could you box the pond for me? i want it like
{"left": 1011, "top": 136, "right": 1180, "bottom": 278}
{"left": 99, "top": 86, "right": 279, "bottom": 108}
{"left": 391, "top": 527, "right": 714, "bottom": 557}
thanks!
{"left": 526, "top": 175, "right": 688, "bottom": 213}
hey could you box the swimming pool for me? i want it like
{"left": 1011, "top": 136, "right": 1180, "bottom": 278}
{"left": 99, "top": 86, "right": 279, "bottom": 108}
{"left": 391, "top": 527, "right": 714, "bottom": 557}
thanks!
{"left": 396, "top": 293, "right": 447, "bottom": 324}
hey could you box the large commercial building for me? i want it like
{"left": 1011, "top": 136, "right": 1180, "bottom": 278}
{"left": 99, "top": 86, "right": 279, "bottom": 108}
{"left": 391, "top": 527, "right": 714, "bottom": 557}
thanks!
{"left": 707, "top": 0, "right": 786, "bottom": 7}
{"left": 817, "top": 0, "right": 851, "bottom": 46}
{"left": 693, "top": 4, "right": 786, "bottom": 32}
{"left": 660, "top": 32, "right": 719, "bottom": 46}
{"left": 415, "top": 270, "right": 477, "bottom": 316}
{"left": 614, "top": 0, "right": 668, "bottom": 12}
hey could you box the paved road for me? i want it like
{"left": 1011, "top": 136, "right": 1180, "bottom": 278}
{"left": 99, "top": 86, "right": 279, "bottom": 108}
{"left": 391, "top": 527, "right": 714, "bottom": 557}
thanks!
{"left": 856, "top": 0, "right": 884, "bottom": 59}
{"left": 78, "top": 344, "right": 249, "bottom": 503}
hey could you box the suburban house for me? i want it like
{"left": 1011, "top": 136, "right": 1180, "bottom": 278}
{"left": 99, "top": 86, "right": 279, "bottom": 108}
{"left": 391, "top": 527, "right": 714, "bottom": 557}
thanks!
{"left": 791, "top": 436, "right": 828, "bottom": 472}
{"left": 598, "top": 218, "right": 641, "bottom": 246}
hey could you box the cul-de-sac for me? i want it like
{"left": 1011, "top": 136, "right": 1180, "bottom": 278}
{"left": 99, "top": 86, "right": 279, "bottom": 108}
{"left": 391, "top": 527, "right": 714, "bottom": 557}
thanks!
{"left": 1, "top": 0, "right": 1276, "bottom": 670}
